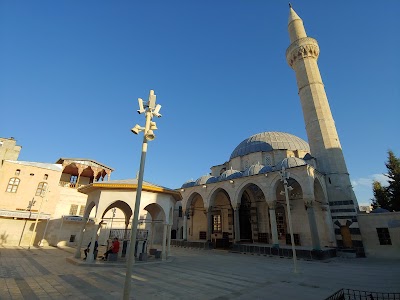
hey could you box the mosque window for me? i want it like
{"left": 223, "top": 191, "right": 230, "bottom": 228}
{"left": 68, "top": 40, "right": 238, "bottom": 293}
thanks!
{"left": 178, "top": 206, "right": 182, "bottom": 217}
{"left": 43, "top": 174, "right": 48, "bottom": 180}
{"left": 265, "top": 156, "right": 272, "bottom": 166}
{"left": 6, "top": 177, "right": 20, "bottom": 193}
{"left": 376, "top": 228, "right": 391, "bottom": 245}
{"left": 79, "top": 205, "right": 86, "bottom": 216}
{"left": 15, "top": 169, "right": 21, "bottom": 176}
{"left": 35, "top": 182, "right": 48, "bottom": 196}
{"left": 212, "top": 215, "right": 222, "bottom": 233}
{"left": 69, "top": 204, "right": 79, "bottom": 215}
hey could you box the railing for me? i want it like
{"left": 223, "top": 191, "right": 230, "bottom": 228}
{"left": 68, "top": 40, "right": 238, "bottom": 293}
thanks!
{"left": 58, "top": 181, "right": 85, "bottom": 189}
{"left": 325, "top": 289, "right": 400, "bottom": 300}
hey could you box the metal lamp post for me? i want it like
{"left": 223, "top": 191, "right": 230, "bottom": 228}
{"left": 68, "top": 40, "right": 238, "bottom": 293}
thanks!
{"left": 279, "top": 163, "right": 298, "bottom": 273}
{"left": 28, "top": 186, "right": 48, "bottom": 250}
{"left": 123, "top": 90, "right": 162, "bottom": 300}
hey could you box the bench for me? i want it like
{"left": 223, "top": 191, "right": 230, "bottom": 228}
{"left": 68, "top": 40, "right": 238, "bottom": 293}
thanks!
{"left": 107, "top": 253, "right": 118, "bottom": 261}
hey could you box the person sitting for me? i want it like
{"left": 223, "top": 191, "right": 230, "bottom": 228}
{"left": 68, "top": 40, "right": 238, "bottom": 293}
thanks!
{"left": 83, "top": 240, "right": 98, "bottom": 260}
{"left": 103, "top": 237, "right": 120, "bottom": 260}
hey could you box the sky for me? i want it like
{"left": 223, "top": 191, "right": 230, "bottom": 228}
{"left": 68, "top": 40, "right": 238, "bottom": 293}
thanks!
{"left": 1, "top": 1, "right": 399, "bottom": 206}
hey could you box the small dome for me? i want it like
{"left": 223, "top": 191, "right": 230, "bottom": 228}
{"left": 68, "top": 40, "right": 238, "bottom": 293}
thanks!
{"left": 275, "top": 157, "right": 307, "bottom": 170}
{"left": 195, "top": 174, "right": 214, "bottom": 186}
{"left": 243, "top": 163, "right": 265, "bottom": 176}
{"left": 181, "top": 180, "right": 196, "bottom": 188}
{"left": 219, "top": 168, "right": 242, "bottom": 181}
{"left": 230, "top": 131, "right": 309, "bottom": 160}
{"left": 259, "top": 165, "right": 273, "bottom": 174}
{"left": 303, "top": 153, "right": 315, "bottom": 160}
{"left": 370, "top": 207, "right": 390, "bottom": 214}
{"left": 206, "top": 176, "right": 218, "bottom": 184}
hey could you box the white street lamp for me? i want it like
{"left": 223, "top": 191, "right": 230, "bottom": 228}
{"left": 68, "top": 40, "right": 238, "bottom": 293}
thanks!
{"left": 28, "top": 186, "right": 48, "bottom": 250}
{"left": 279, "top": 162, "right": 298, "bottom": 273}
{"left": 123, "top": 90, "right": 162, "bottom": 300}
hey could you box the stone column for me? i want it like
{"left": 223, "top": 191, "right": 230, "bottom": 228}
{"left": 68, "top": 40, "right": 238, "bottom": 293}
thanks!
{"left": 92, "top": 167, "right": 100, "bottom": 183}
{"left": 206, "top": 209, "right": 213, "bottom": 241}
{"left": 268, "top": 202, "right": 279, "bottom": 247}
{"left": 183, "top": 215, "right": 188, "bottom": 240}
{"left": 322, "top": 204, "right": 336, "bottom": 247}
{"left": 167, "top": 225, "right": 172, "bottom": 258}
{"left": 106, "top": 170, "right": 111, "bottom": 181}
{"left": 75, "top": 165, "right": 85, "bottom": 188}
{"left": 149, "top": 221, "right": 155, "bottom": 249}
{"left": 86, "top": 222, "right": 100, "bottom": 263}
{"left": 233, "top": 207, "right": 240, "bottom": 242}
{"left": 305, "top": 201, "right": 321, "bottom": 250}
{"left": 162, "top": 224, "right": 167, "bottom": 260}
{"left": 74, "top": 217, "right": 88, "bottom": 258}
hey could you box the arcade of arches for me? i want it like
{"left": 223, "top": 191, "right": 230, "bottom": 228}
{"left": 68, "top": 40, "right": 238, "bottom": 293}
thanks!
{"left": 181, "top": 168, "right": 336, "bottom": 250}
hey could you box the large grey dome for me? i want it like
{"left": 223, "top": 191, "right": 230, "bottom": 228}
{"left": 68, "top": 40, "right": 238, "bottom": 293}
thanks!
{"left": 230, "top": 132, "right": 310, "bottom": 160}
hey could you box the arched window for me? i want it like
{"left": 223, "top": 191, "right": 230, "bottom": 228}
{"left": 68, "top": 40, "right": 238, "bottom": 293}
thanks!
{"left": 15, "top": 169, "right": 21, "bottom": 176}
{"left": 6, "top": 177, "right": 20, "bottom": 193}
{"left": 35, "top": 182, "right": 48, "bottom": 196}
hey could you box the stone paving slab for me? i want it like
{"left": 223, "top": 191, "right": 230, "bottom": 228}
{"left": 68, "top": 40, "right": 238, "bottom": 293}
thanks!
{"left": 0, "top": 245, "right": 399, "bottom": 299}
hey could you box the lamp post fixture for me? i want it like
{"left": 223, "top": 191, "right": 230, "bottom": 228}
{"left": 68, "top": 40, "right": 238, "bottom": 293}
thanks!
{"left": 123, "top": 90, "right": 162, "bottom": 300}
{"left": 110, "top": 207, "right": 116, "bottom": 233}
{"left": 279, "top": 163, "right": 298, "bottom": 273}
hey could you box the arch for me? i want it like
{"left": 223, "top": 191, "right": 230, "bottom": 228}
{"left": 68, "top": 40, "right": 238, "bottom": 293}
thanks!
{"left": 101, "top": 200, "right": 133, "bottom": 225}
{"left": 314, "top": 176, "right": 328, "bottom": 203}
{"left": 186, "top": 192, "right": 207, "bottom": 241}
{"left": 143, "top": 202, "right": 166, "bottom": 223}
{"left": 275, "top": 177, "right": 303, "bottom": 203}
{"left": 185, "top": 192, "right": 205, "bottom": 212}
{"left": 208, "top": 187, "right": 234, "bottom": 248}
{"left": 235, "top": 181, "right": 266, "bottom": 207}
{"left": 209, "top": 187, "right": 231, "bottom": 209}
{"left": 235, "top": 182, "right": 268, "bottom": 243}
{"left": 84, "top": 201, "right": 96, "bottom": 219}
{"left": 314, "top": 178, "right": 327, "bottom": 205}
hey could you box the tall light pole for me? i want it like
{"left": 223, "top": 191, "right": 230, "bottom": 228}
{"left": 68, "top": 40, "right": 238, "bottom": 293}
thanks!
{"left": 28, "top": 186, "right": 48, "bottom": 250}
{"left": 279, "top": 162, "right": 298, "bottom": 273}
{"left": 123, "top": 90, "right": 162, "bottom": 300}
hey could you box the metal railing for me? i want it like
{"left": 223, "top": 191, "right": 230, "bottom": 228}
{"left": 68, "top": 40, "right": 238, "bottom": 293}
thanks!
{"left": 58, "top": 181, "right": 85, "bottom": 189}
{"left": 325, "top": 289, "right": 400, "bottom": 300}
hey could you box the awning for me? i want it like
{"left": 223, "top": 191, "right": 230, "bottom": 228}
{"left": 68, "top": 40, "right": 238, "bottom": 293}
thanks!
{"left": 62, "top": 215, "right": 95, "bottom": 223}
{"left": 0, "top": 209, "right": 51, "bottom": 220}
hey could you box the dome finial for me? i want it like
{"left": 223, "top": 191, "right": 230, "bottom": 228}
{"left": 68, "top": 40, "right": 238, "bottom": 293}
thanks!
{"left": 289, "top": 2, "right": 292, "bottom": 8}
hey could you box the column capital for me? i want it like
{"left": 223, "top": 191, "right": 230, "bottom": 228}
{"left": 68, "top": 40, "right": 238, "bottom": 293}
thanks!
{"left": 267, "top": 201, "right": 277, "bottom": 210}
{"left": 321, "top": 204, "right": 329, "bottom": 211}
{"left": 304, "top": 200, "right": 314, "bottom": 208}
{"left": 77, "top": 164, "right": 86, "bottom": 174}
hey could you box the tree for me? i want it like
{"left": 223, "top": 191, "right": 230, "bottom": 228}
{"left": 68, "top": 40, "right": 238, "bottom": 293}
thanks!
{"left": 371, "top": 150, "right": 400, "bottom": 211}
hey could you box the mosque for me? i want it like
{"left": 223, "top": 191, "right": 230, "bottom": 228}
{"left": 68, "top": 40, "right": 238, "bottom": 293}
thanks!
{"left": 177, "top": 6, "right": 364, "bottom": 257}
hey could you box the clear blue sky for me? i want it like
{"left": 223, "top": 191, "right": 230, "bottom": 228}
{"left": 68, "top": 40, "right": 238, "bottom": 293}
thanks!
{"left": 1, "top": 1, "right": 399, "bottom": 206}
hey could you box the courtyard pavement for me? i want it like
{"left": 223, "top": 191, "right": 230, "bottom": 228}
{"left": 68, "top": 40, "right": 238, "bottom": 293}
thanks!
{"left": 0, "top": 245, "right": 399, "bottom": 299}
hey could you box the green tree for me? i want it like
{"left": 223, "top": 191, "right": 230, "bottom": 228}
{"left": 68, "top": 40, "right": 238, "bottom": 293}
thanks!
{"left": 371, "top": 150, "right": 400, "bottom": 211}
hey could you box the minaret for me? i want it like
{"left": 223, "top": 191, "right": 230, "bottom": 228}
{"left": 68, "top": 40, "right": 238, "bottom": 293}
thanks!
{"left": 285, "top": 5, "right": 363, "bottom": 254}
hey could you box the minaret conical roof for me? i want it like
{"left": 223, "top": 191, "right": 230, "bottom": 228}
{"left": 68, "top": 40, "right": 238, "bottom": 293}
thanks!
{"left": 287, "top": 5, "right": 307, "bottom": 43}
{"left": 288, "top": 6, "right": 301, "bottom": 25}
